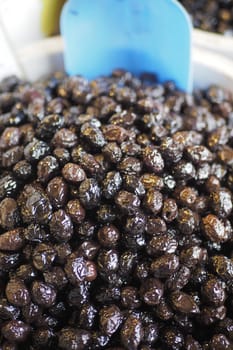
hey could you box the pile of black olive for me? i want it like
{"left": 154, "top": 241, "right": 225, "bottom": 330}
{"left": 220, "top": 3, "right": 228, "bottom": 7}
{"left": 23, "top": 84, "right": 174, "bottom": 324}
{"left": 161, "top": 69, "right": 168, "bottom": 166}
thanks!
{"left": 179, "top": 0, "right": 233, "bottom": 35}
{"left": 0, "top": 71, "right": 233, "bottom": 349}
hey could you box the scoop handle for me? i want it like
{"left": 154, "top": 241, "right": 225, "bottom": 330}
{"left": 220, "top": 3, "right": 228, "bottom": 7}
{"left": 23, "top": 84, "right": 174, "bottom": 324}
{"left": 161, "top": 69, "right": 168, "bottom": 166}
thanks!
{"left": 41, "top": 0, "right": 66, "bottom": 36}
{"left": 61, "top": 0, "right": 192, "bottom": 92}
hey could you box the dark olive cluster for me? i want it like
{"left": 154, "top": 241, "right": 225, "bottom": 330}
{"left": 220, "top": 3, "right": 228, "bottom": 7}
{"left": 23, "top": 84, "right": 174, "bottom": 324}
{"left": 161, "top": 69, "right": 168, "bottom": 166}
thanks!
{"left": 179, "top": 0, "right": 233, "bottom": 35}
{"left": 0, "top": 71, "right": 233, "bottom": 349}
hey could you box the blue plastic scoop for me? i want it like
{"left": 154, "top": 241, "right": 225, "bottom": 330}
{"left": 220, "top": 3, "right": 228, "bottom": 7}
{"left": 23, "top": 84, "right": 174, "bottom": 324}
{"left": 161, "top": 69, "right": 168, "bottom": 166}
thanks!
{"left": 61, "top": 0, "right": 192, "bottom": 92}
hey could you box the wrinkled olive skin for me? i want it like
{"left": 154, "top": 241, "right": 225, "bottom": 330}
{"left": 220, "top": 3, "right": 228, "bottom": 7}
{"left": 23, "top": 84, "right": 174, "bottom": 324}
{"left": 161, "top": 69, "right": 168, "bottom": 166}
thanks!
{"left": 0, "top": 72, "right": 232, "bottom": 349}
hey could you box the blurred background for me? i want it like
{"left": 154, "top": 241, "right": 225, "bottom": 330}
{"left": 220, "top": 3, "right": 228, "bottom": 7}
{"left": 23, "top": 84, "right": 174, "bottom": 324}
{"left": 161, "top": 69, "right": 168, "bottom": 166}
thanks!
{"left": 0, "top": 0, "right": 233, "bottom": 81}
{"left": 0, "top": 0, "right": 65, "bottom": 79}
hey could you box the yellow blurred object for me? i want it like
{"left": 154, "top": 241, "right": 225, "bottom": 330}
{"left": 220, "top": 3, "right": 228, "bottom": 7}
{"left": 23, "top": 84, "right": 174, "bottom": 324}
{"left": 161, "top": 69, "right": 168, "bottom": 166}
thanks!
{"left": 41, "top": 0, "right": 66, "bottom": 36}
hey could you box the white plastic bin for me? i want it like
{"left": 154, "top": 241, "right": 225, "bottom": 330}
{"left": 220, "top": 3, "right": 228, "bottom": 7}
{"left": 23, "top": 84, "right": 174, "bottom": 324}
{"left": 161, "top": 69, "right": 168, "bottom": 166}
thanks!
{"left": 12, "top": 35, "right": 233, "bottom": 93}
{"left": 193, "top": 29, "right": 233, "bottom": 61}
{"left": 0, "top": 0, "right": 43, "bottom": 79}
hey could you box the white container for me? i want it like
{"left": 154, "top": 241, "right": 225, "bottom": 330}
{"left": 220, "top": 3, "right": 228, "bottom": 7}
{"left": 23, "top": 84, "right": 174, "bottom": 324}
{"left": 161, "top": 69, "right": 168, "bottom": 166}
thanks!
{"left": 13, "top": 35, "right": 233, "bottom": 93}
{"left": 0, "top": 0, "right": 42, "bottom": 50}
{"left": 193, "top": 29, "right": 233, "bottom": 61}
{"left": 18, "top": 36, "right": 64, "bottom": 82}
{"left": 0, "top": 0, "right": 43, "bottom": 79}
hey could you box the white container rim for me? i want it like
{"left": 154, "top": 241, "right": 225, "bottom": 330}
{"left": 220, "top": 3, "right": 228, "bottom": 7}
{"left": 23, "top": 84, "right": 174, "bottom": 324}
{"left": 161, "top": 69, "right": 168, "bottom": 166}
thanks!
{"left": 15, "top": 35, "right": 233, "bottom": 92}
{"left": 193, "top": 29, "right": 233, "bottom": 60}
